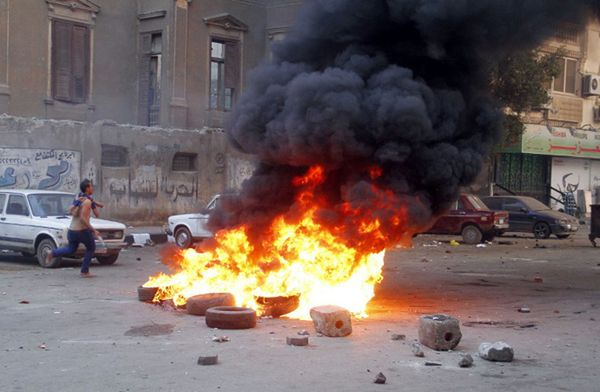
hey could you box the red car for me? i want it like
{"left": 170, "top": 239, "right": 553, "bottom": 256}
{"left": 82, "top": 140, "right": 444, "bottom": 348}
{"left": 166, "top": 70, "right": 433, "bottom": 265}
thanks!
{"left": 427, "top": 194, "right": 509, "bottom": 244}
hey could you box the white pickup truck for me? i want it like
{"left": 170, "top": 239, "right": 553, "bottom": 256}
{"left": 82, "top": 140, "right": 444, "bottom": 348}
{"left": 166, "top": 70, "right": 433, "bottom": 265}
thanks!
{"left": 0, "top": 189, "right": 127, "bottom": 268}
{"left": 165, "top": 194, "right": 222, "bottom": 248}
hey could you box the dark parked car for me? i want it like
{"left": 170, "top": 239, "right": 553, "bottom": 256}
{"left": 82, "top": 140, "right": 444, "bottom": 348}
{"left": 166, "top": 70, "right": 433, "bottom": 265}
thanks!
{"left": 481, "top": 196, "right": 579, "bottom": 239}
{"left": 427, "top": 194, "right": 509, "bottom": 244}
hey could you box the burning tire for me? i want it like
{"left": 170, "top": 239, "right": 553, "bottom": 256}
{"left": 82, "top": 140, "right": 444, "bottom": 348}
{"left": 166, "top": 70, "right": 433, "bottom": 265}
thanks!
{"left": 186, "top": 293, "right": 235, "bottom": 316}
{"left": 256, "top": 294, "right": 300, "bottom": 318}
{"left": 138, "top": 286, "right": 159, "bottom": 302}
{"left": 205, "top": 306, "right": 257, "bottom": 329}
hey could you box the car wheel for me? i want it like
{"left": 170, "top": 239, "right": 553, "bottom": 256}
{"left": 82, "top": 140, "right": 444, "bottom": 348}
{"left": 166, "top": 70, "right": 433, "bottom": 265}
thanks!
{"left": 36, "top": 239, "right": 62, "bottom": 268}
{"left": 97, "top": 254, "right": 119, "bottom": 265}
{"left": 556, "top": 234, "right": 570, "bottom": 239}
{"left": 461, "top": 225, "right": 483, "bottom": 245}
{"left": 186, "top": 293, "right": 236, "bottom": 316}
{"left": 533, "top": 222, "right": 551, "bottom": 239}
{"left": 174, "top": 227, "right": 193, "bottom": 249}
{"left": 205, "top": 306, "right": 257, "bottom": 329}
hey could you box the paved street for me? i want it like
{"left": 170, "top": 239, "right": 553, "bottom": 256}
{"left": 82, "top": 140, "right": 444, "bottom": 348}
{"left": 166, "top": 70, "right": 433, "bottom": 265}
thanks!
{"left": 1, "top": 232, "right": 599, "bottom": 392}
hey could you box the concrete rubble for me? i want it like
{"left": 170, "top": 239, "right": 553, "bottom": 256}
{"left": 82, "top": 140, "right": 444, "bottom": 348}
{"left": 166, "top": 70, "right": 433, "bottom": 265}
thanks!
{"left": 458, "top": 354, "right": 474, "bottom": 368}
{"left": 412, "top": 342, "right": 425, "bottom": 357}
{"left": 373, "top": 372, "right": 386, "bottom": 384}
{"left": 479, "top": 342, "right": 514, "bottom": 362}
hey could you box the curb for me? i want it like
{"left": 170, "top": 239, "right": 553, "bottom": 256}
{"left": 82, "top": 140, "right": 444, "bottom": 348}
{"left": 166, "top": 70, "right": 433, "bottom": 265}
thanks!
{"left": 124, "top": 233, "right": 168, "bottom": 245}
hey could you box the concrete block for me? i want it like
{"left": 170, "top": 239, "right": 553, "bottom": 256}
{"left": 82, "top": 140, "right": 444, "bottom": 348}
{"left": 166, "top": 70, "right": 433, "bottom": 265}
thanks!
{"left": 418, "top": 314, "right": 462, "bottom": 351}
{"left": 309, "top": 305, "right": 352, "bottom": 337}
{"left": 286, "top": 336, "right": 309, "bottom": 346}
{"left": 197, "top": 355, "right": 218, "bottom": 365}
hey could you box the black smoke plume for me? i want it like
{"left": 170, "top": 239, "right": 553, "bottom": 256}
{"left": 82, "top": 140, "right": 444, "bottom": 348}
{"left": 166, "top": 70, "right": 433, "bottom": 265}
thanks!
{"left": 210, "top": 0, "right": 597, "bottom": 251}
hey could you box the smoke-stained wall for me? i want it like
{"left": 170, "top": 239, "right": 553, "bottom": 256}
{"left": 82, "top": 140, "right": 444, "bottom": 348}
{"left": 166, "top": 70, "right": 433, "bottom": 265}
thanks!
{"left": 0, "top": 115, "right": 255, "bottom": 224}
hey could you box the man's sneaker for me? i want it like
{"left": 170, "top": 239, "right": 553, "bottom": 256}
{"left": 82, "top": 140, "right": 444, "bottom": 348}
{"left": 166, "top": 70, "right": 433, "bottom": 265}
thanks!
{"left": 80, "top": 272, "right": 94, "bottom": 278}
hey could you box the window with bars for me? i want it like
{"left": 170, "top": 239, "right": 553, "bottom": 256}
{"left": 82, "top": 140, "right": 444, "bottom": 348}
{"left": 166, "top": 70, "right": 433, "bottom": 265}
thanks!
{"left": 552, "top": 58, "right": 578, "bottom": 95}
{"left": 209, "top": 39, "right": 240, "bottom": 111}
{"left": 52, "top": 20, "right": 90, "bottom": 103}
{"left": 101, "top": 145, "right": 129, "bottom": 167}
{"left": 172, "top": 153, "right": 197, "bottom": 172}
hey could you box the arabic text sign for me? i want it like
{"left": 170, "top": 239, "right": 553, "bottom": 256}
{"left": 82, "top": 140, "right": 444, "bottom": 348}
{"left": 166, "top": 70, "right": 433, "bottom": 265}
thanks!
{"left": 0, "top": 148, "right": 80, "bottom": 192}
{"left": 522, "top": 125, "right": 600, "bottom": 159}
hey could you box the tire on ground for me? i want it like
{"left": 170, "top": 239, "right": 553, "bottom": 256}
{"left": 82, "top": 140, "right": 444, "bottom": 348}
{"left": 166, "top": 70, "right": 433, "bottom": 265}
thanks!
{"left": 186, "top": 293, "right": 235, "bottom": 316}
{"left": 138, "top": 286, "right": 159, "bottom": 302}
{"left": 97, "top": 254, "right": 119, "bottom": 265}
{"left": 36, "top": 238, "right": 62, "bottom": 268}
{"left": 461, "top": 225, "right": 483, "bottom": 245}
{"left": 205, "top": 306, "right": 257, "bottom": 329}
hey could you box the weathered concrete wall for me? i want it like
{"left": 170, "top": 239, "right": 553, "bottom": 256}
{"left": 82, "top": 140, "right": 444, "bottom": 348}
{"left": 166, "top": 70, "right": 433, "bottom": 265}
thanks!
{"left": 0, "top": 115, "right": 255, "bottom": 225}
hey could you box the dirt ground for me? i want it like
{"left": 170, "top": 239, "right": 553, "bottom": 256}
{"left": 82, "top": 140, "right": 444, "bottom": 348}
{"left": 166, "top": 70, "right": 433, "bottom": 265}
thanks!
{"left": 0, "top": 230, "right": 599, "bottom": 392}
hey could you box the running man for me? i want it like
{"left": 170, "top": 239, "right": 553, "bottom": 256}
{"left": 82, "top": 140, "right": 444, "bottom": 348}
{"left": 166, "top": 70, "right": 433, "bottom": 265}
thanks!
{"left": 47, "top": 179, "right": 100, "bottom": 277}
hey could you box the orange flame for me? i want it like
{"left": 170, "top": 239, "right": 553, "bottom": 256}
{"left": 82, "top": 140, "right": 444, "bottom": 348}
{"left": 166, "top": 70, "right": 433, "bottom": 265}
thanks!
{"left": 144, "top": 165, "right": 409, "bottom": 319}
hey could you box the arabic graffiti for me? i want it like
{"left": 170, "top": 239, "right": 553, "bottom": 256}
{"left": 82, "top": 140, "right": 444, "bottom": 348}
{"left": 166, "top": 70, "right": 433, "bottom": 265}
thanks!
{"left": 0, "top": 148, "right": 80, "bottom": 191}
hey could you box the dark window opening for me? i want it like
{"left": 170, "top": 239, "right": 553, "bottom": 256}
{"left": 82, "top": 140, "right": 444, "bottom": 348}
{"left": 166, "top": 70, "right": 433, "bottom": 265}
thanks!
{"left": 552, "top": 58, "right": 578, "bottom": 94}
{"left": 52, "top": 20, "right": 90, "bottom": 103}
{"left": 210, "top": 39, "right": 240, "bottom": 111}
{"left": 101, "top": 145, "right": 129, "bottom": 167}
{"left": 138, "top": 32, "right": 163, "bottom": 126}
{"left": 172, "top": 153, "right": 197, "bottom": 172}
{"left": 6, "top": 195, "right": 29, "bottom": 216}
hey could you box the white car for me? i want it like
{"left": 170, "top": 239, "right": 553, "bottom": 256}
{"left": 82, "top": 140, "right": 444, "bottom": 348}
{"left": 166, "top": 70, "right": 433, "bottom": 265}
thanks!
{"left": 166, "top": 194, "right": 222, "bottom": 248}
{"left": 0, "top": 189, "right": 127, "bottom": 268}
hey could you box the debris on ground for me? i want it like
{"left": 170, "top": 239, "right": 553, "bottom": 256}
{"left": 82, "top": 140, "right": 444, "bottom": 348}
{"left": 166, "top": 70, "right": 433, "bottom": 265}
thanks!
{"left": 424, "top": 362, "right": 442, "bottom": 366}
{"left": 412, "top": 342, "right": 425, "bottom": 357}
{"left": 37, "top": 343, "right": 47, "bottom": 350}
{"left": 476, "top": 244, "right": 487, "bottom": 248}
{"left": 212, "top": 336, "right": 230, "bottom": 343}
{"left": 373, "top": 372, "right": 386, "bottom": 384}
{"left": 297, "top": 330, "right": 310, "bottom": 336}
{"left": 310, "top": 305, "right": 352, "bottom": 337}
{"left": 422, "top": 241, "right": 442, "bottom": 248}
{"left": 450, "top": 240, "right": 460, "bottom": 247}
{"left": 458, "top": 353, "right": 474, "bottom": 368}
{"left": 533, "top": 276, "right": 544, "bottom": 283}
{"left": 418, "top": 314, "right": 462, "bottom": 351}
{"left": 19, "top": 300, "right": 29, "bottom": 304}
{"left": 479, "top": 342, "right": 514, "bottom": 362}
{"left": 518, "top": 306, "right": 531, "bottom": 313}
{"left": 421, "top": 257, "right": 430, "bottom": 263}
{"left": 197, "top": 355, "right": 219, "bottom": 366}
{"left": 391, "top": 333, "right": 406, "bottom": 341}
{"left": 287, "top": 336, "right": 309, "bottom": 347}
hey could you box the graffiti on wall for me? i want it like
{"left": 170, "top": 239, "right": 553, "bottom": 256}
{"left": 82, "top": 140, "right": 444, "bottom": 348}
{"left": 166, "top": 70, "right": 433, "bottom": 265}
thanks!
{"left": 227, "top": 156, "right": 256, "bottom": 190}
{"left": 0, "top": 148, "right": 80, "bottom": 192}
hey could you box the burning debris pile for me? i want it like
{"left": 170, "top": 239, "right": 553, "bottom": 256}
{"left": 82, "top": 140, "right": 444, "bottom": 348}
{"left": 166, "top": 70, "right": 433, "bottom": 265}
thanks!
{"left": 144, "top": 0, "right": 597, "bottom": 318}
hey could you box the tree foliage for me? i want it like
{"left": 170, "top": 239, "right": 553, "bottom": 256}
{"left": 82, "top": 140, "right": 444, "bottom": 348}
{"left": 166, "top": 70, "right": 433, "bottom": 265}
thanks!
{"left": 491, "top": 50, "right": 563, "bottom": 143}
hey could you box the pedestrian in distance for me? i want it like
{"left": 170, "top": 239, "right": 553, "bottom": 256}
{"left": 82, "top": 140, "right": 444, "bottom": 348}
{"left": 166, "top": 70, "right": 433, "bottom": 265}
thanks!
{"left": 46, "top": 179, "right": 101, "bottom": 277}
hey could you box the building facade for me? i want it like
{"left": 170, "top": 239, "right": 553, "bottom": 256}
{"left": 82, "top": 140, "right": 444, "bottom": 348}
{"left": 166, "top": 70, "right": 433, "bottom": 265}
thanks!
{"left": 495, "top": 20, "right": 600, "bottom": 211}
{"left": 0, "top": 0, "right": 303, "bottom": 129}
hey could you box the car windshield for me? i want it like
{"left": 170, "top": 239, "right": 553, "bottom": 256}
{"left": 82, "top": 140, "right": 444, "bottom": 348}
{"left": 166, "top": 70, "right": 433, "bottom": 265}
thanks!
{"left": 521, "top": 197, "right": 551, "bottom": 211}
{"left": 467, "top": 195, "right": 489, "bottom": 211}
{"left": 28, "top": 194, "right": 74, "bottom": 217}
